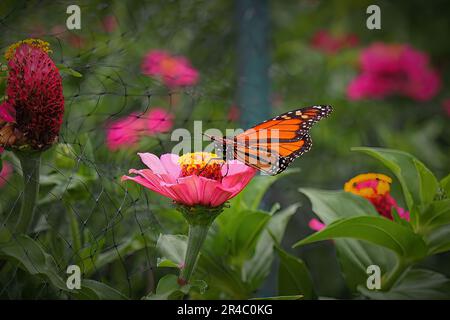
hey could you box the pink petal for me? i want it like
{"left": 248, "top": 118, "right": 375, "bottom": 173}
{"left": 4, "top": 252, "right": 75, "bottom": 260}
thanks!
{"left": 160, "top": 153, "right": 181, "bottom": 180}
{"left": 309, "top": 218, "right": 325, "bottom": 231}
{"left": 221, "top": 161, "right": 257, "bottom": 197}
{"left": 121, "top": 169, "right": 182, "bottom": 203}
{"left": 137, "top": 152, "right": 176, "bottom": 183}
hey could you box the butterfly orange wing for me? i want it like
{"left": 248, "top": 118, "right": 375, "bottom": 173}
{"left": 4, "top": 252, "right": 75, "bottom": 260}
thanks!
{"left": 214, "top": 105, "right": 332, "bottom": 175}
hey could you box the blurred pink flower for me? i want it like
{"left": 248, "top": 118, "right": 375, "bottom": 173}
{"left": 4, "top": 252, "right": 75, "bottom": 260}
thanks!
{"left": 146, "top": 108, "right": 174, "bottom": 134}
{"left": 442, "top": 99, "right": 450, "bottom": 117}
{"left": 347, "top": 43, "right": 441, "bottom": 101}
{"left": 310, "top": 30, "right": 359, "bottom": 54}
{"left": 228, "top": 105, "right": 240, "bottom": 122}
{"left": 102, "top": 15, "right": 118, "bottom": 33}
{"left": 141, "top": 50, "right": 199, "bottom": 88}
{"left": 106, "top": 113, "right": 146, "bottom": 151}
{"left": 122, "top": 152, "right": 256, "bottom": 207}
{"left": 308, "top": 218, "right": 325, "bottom": 231}
{"left": 0, "top": 161, "right": 13, "bottom": 188}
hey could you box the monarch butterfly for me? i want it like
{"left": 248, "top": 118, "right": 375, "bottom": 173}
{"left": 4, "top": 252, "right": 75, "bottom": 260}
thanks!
{"left": 207, "top": 105, "right": 333, "bottom": 175}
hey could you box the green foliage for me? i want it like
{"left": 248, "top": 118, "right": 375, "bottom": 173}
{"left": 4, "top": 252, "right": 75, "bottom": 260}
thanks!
{"left": 150, "top": 171, "right": 298, "bottom": 299}
{"left": 143, "top": 274, "right": 206, "bottom": 300}
{"left": 295, "top": 147, "right": 450, "bottom": 298}
{"left": 274, "top": 244, "right": 316, "bottom": 299}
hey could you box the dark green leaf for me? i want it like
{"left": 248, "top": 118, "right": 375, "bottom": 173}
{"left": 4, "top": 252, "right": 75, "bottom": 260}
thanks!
{"left": 275, "top": 244, "right": 316, "bottom": 299}
{"left": 230, "top": 169, "right": 299, "bottom": 211}
{"left": 425, "top": 224, "right": 450, "bottom": 255}
{"left": 243, "top": 204, "right": 298, "bottom": 289}
{"left": 293, "top": 216, "right": 427, "bottom": 260}
{"left": 232, "top": 211, "right": 270, "bottom": 256}
{"left": 156, "top": 234, "right": 187, "bottom": 268}
{"left": 440, "top": 173, "right": 450, "bottom": 198}
{"left": 358, "top": 269, "right": 450, "bottom": 300}
{"left": 76, "top": 279, "right": 128, "bottom": 300}
{"left": 352, "top": 147, "right": 439, "bottom": 212}
{"left": 300, "top": 188, "right": 396, "bottom": 291}
{"left": 299, "top": 188, "right": 379, "bottom": 223}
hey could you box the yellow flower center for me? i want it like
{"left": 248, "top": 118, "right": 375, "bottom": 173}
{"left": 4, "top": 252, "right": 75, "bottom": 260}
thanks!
{"left": 178, "top": 152, "right": 224, "bottom": 181}
{"left": 344, "top": 173, "right": 392, "bottom": 198}
{"left": 5, "top": 38, "right": 52, "bottom": 61}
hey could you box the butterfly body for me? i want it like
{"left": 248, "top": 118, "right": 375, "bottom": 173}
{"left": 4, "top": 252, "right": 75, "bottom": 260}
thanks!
{"left": 209, "top": 105, "right": 333, "bottom": 175}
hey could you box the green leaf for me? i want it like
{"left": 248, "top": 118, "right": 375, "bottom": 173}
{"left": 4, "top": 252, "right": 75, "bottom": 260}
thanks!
{"left": 440, "top": 173, "right": 450, "bottom": 198}
{"left": 425, "top": 224, "right": 450, "bottom": 255}
{"left": 0, "top": 235, "right": 68, "bottom": 291}
{"left": 420, "top": 199, "right": 450, "bottom": 231}
{"left": 352, "top": 147, "right": 439, "bottom": 212}
{"left": 93, "top": 231, "right": 157, "bottom": 274}
{"left": 230, "top": 169, "right": 299, "bottom": 211}
{"left": 156, "top": 234, "right": 187, "bottom": 268}
{"left": 143, "top": 274, "right": 206, "bottom": 300}
{"left": 232, "top": 211, "right": 270, "bottom": 256}
{"left": 56, "top": 64, "right": 83, "bottom": 77}
{"left": 76, "top": 237, "right": 105, "bottom": 275}
{"left": 274, "top": 244, "right": 316, "bottom": 299}
{"left": 300, "top": 188, "right": 396, "bottom": 291}
{"left": 293, "top": 216, "right": 427, "bottom": 260}
{"left": 242, "top": 204, "right": 298, "bottom": 289}
{"left": 335, "top": 239, "right": 395, "bottom": 292}
{"left": 358, "top": 269, "right": 450, "bottom": 300}
{"left": 300, "top": 188, "right": 379, "bottom": 223}
{"left": 76, "top": 279, "right": 128, "bottom": 300}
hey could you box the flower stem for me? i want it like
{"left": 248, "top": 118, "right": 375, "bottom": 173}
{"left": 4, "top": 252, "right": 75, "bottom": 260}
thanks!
{"left": 382, "top": 258, "right": 409, "bottom": 291}
{"left": 176, "top": 204, "right": 224, "bottom": 285}
{"left": 14, "top": 151, "right": 41, "bottom": 234}
{"left": 178, "top": 223, "right": 211, "bottom": 285}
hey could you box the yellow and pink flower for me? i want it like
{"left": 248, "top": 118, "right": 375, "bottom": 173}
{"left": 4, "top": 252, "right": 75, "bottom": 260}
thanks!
{"left": 122, "top": 152, "right": 256, "bottom": 208}
{"left": 309, "top": 173, "right": 409, "bottom": 231}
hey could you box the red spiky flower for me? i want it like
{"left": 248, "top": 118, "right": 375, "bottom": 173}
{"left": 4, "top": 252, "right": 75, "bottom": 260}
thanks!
{"left": 0, "top": 39, "right": 64, "bottom": 151}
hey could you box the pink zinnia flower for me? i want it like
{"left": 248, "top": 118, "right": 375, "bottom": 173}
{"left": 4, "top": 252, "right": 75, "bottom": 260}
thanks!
{"left": 310, "top": 30, "right": 359, "bottom": 54}
{"left": 141, "top": 50, "right": 199, "bottom": 88}
{"left": 0, "top": 161, "right": 13, "bottom": 188}
{"left": 347, "top": 43, "right": 441, "bottom": 101}
{"left": 122, "top": 152, "right": 256, "bottom": 208}
{"left": 106, "top": 113, "right": 146, "bottom": 151}
{"left": 0, "top": 39, "right": 64, "bottom": 151}
{"left": 146, "top": 108, "right": 174, "bottom": 134}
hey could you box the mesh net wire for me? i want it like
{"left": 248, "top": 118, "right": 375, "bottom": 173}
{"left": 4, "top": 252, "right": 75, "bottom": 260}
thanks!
{"left": 0, "top": 1, "right": 248, "bottom": 298}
